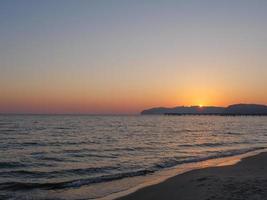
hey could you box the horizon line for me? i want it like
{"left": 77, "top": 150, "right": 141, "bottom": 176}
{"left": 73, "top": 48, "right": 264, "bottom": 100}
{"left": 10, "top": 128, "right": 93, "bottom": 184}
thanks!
{"left": 1, "top": 103, "right": 267, "bottom": 115}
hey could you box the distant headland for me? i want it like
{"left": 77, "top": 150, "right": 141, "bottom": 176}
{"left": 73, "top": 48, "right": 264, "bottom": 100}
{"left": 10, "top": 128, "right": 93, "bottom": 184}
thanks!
{"left": 141, "top": 104, "right": 267, "bottom": 116}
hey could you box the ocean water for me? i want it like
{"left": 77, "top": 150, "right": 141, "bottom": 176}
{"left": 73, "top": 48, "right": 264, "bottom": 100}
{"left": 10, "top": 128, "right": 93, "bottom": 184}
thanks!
{"left": 0, "top": 115, "right": 266, "bottom": 200}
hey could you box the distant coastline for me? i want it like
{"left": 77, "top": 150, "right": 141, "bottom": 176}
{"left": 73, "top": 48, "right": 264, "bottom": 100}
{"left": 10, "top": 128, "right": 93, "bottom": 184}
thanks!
{"left": 141, "top": 104, "right": 267, "bottom": 116}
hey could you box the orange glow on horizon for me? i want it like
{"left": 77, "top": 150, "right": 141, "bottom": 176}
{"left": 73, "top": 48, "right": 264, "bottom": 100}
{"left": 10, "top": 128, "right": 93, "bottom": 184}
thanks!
{"left": 1, "top": 91, "right": 267, "bottom": 114}
{"left": 1, "top": 77, "right": 267, "bottom": 114}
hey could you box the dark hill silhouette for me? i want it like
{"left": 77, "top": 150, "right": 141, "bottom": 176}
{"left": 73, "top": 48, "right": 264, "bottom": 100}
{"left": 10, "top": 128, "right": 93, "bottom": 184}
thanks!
{"left": 141, "top": 106, "right": 224, "bottom": 115}
{"left": 224, "top": 104, "right": 267, "bottom": 115}
{"left": 141, "top": 104, "right": 267, "bottom": 116}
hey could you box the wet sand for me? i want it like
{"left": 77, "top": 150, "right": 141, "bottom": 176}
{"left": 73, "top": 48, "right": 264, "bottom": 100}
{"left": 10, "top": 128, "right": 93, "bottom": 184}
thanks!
{"left": 117, "top": 152, "right": 267, "bottom": 200}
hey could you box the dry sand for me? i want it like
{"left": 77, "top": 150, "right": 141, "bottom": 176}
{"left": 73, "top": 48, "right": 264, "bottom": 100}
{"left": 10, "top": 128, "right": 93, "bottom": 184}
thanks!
{"left": 116, "top": 152, "right": 267, "bottom": 200}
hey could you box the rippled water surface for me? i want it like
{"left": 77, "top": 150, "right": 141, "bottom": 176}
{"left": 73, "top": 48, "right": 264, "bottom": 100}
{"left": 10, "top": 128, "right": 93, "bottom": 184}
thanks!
{"left": 0, "top": 115, "right": 266, "bottom": 199}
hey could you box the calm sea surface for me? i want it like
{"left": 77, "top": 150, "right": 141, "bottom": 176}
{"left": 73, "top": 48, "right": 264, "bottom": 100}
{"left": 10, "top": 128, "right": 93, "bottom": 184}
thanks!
{"left": 0, "top": 115, "right": 266, "bottom": 199}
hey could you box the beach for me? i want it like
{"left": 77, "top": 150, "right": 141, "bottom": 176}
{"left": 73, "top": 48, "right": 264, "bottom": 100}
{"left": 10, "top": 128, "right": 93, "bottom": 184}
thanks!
{"left": 117, "top": 152, "right": 267, "bottom": 200}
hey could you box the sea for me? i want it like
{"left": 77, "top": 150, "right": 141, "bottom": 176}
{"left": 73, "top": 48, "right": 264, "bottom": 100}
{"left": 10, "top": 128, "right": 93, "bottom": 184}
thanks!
{"left": 0, "top": 115, "right": 266, "bottom": 200}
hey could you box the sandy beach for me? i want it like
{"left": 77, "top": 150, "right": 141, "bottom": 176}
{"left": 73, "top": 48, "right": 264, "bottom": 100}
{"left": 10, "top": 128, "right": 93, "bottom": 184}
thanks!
{"left": 117, "top": 152, "right": 267, "bottom": 200}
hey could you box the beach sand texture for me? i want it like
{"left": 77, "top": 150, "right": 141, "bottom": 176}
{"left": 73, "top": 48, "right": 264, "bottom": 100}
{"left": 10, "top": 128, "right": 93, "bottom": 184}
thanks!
{"left": 117, "top": 152, "right": 267, "bottom": 200}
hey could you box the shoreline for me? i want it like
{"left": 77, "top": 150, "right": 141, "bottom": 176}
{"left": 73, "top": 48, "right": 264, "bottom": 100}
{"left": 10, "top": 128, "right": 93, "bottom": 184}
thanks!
{"left": 114, "top": 150, "right": 267, "bottom": 200}
{"left": 95, "top": 148, "right": 266, "bottom": 200}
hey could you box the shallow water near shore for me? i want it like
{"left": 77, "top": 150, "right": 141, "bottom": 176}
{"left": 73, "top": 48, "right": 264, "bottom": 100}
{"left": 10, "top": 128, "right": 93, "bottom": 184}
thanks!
{"left": 0, "top": 115, "right": 267, "bottom": 200}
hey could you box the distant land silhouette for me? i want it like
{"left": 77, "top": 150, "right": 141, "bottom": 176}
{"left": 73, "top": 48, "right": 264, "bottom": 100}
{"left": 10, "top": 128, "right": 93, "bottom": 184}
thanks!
{"left": 141, "top": 104, "right": 267, "bottom": 116}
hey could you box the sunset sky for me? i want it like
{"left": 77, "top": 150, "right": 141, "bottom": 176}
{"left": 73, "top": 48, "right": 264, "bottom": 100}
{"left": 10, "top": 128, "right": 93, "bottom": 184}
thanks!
{"left": 1, "top": 0, "right": 267, "bottom": 114}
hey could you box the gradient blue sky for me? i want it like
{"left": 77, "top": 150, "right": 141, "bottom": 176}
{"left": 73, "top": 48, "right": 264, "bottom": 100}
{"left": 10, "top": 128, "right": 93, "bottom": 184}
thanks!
{"left": 1, "top": 0, "right": 267, "bottom": 114}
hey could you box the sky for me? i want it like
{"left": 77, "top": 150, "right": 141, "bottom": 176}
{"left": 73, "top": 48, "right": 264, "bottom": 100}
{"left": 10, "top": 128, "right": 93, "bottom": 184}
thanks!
{"left": 1, "top": 0, "right": 267, "bottom": 114}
